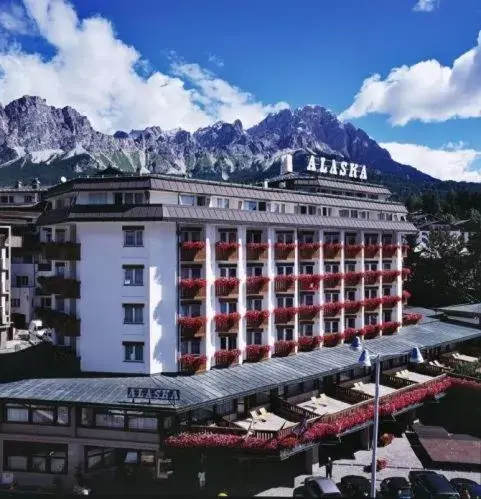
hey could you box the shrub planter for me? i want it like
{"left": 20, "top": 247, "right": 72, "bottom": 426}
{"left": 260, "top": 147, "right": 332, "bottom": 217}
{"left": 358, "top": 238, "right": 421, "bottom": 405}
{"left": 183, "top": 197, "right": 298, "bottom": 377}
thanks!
{"left": 178, "top": 316, "right": 206, "bottom": 337}
{"left": 179, "top": 279, "right": 206, "bottom": 299}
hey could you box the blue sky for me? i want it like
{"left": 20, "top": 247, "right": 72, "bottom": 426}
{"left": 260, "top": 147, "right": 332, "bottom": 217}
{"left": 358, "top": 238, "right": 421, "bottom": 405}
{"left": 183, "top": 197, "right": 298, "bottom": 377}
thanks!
{"left": 0, "top": 0, "right": 480, "bottom": 181}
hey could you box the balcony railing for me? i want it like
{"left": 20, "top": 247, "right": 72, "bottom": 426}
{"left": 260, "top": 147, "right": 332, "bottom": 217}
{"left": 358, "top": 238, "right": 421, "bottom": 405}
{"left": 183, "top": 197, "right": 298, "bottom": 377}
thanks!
{"left": 214, "top": 312, "right": 240, "bottom": 332}
{"left": 245, "top": 243, "right": 269, "bottom": 261}
{"left": 364, "top": 244, "right": 381, "bottom": 258}
{"left": 180, "top": 242, "right": 206, "bottom": 262}
{"left": 245, "top": 310, "right": 269, "bottom": 328}
{"left": 246, "top": 276, "right": 269, "bottom": 295}
{"left": 179, "top": 354, "right": 207, "bottom": 374}
{"left": 34, "top": 307, "right": 81, "bottom": 336}
{"left": 298, "top": 242, "right": 321, "bottom": 260}
{"left": 215, "top": 278, "right": 239, "bottom": 297}
{"left": 274, "top": 243, "right": 295, "bottom": 260}
{"left": 215, "top": 242, "right": 239, "bottom": 261}
{"left": 178, "top": 317, "right": 206, "bottom": 338}
{"left": 179, "top": 279, "right": 206, "bottom": 300}
{"left": 274, "top": 307, "right": 297, "bottom": 324}
{"left": 40, "top": 242, "right": 81, "bottom": 261}
{"left": 274, "top": 275, "right": 295, "bottom": 292}
{"left": 323, "top": 243, "right": 342, "bottom": 259}
{"left": 37, "top": 276, "right": 80, "bottom": 299}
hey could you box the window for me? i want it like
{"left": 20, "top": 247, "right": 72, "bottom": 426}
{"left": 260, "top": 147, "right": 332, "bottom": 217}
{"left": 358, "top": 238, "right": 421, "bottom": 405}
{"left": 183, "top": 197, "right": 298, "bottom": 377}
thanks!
{"left": 216, "top": 198, "right": 230, "bottom": 209}
{"left": 24, "top": 195, "right": 33, "bottom": 203}
{"left": 55, "top": 229, "right": 66, "bottom": 243}
{"left": 123, "top": 304, "right": 144, "bottom": 324}
{"left": 339, "top": 209, "right": 350, "bottom": 218}
{"left": 181, "top": 339, "right": 201, "bottom": 355}
{"left": 247, "top": 330, "right": 263, "bottom": 345}
{"left": 350, "top": 210, "right": 358, "bottom": 219}
{"left": 382, "top": 234, "right": 393, "bottom": 245}
{"left": 365, "top": 314, "right": 378, "bottom": 325}
{"left": 324, "top": 263, "right": 340, "bottom": 274}
{"left": 276, "top": 295, "right": 294, "bottom": 311}
{"left": 300, "top": 263, "right": 314, "bottom": 274}
{"left": 298, "top": 205, "right": 316, "bottom": 215}
{"left": 181, "top": 303, "right": 201, "bottom": 317}
{"left": 383, "top": 286, "right": 392, "bottom": 296}
{"left": 56, "top": 297, "right": 65, "bottom": 313}
{"left": 299, "top": 232, "right": 314, "bottom": 243}
{"left": 55, "top": 262, "right": 66, "bottom": 276}
{"left": 124, "top": 192, "right": 144, "bottom": 205}
{"left": 324, "top": 232, "right": 340, "bottom": 244}
{"left": 300, "top": 293, "right": 314, "bottom": 306}
{"left": 345, "top": 261, "right": 356, "bottom": 272}
{"left": 42, "top": 228, "right": 53, "bottom": 242}
{"left": 325, "top": 291, "right": 340, "bottom": 303}
{"left": 299, "top": 323, "right": 313, "bottom": 336}
{"left": 123, "top": 342, "right": 144, "bottom": 362}
{"left": 55, "top": 199, "right": 65, "bottom": 209}
{"left": 220, "top": 335, "right": 237, "bottom": 350}
{"left": 246, "top": 230, "right": 262, "bottom": 243}
{"left": 179, "top": 194, "right": 195, "bottom": 206}
{"left": 219, "top": 230, "right": 237, "bottom": 243}
{"left": 345, "top": 316, "right": 356, "bottom": 329}
{"left": 88, "top": 192, "right": 108, "bottom": 204}
{"left": 383, "top": 310, "right": 393, "bottom": 322}
{"left": 123, "top": 226, "right": 143, "bottom": 247}
{"left": 276, "top": 327, "right": 293, "bottom": 341}
{"left": 219, "top": 265, "right": 237, "bottom": 278}
{"left": 11, "top": 298, "right": 20, "bottom": 308}
{"left": 4, "top": 442, "right": 67, "bottom": 474}
{"left": 324, "top": 320, "right": 339, "bottom": 333}
{"left": 127, "top": 412, "right": 158, "bottom": 431}
{"left": 320, "top": 207, "right": 332, "bottom": 217}
{"left": 243, "top": 200, "right": 258, "bottom": 211}
{"left": 364, "top": 234, "right": 379, "bottom": 245}
{"left": 181, "top": 266, "right": 202, "bottom": 279}
{"left": 345, "top": 289, "right": 356, "bottom": 301}
{"left": 365, "top": 288, "right": 378, "bottom": 299}
{"left": 247, "top": 298, "right": 263, "bottom": 311}
{"left": 40, "top": 297, "right": 52, "bottom": 309}
{"left": 16, "top": 275, "right": 29, "bottom": 287}
{"left": 345, "top": 233, "right": 357, "bottom": 245}
{"left": 123, "top": 265, "right": 144, "bottom": 286}
{"left": 277, "top": 264, "right": 294, "bottom": 275}
{"left": 246, "top": 264, "right": 263, "bottom": 277}
{"left": 365, "top": 261, "right": 378, "bottom": 271}
{"left": 4, "top": 404, "right": 69, "bottom": 426}
{"left": 276, "top": 232, "right": 294, "bottom": 244}
{"left": 180, "top": 229, "right": 202, "bottom": 242}
{"left": 360, "top": 211, "right": 369, "bottom": 219}
{"left": 382, "top": 261, "right": 392, "bottom": 270}
{"left": 271, "top": 203, "right": 286, "bottom": 213}
{"left": 219, "top": 301, "right": 237, "bottom": 314}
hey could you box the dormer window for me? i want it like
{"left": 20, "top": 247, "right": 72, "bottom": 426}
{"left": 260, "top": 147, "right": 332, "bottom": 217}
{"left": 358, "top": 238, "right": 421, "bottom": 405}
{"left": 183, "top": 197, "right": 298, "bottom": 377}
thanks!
{"left": 124, "top": 192, "right": 144, "bottom": 205}
{"left": 180, "top": 195, "right": 195, "bottom": 206}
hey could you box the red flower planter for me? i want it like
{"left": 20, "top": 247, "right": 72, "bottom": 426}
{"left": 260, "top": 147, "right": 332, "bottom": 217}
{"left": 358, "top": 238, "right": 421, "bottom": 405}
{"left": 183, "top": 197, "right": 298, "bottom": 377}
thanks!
{"left": 402, "top": 290, "right": 411, "bottom": 303}
{"left": 274, "top": 307, "right": 297, "bottom": 324}
{"left": 245, "top": 344, "right": 270, "bottom": 362}
{"left": 178, "top": 316, "right": 206, "bottom": 336}
{"left": 215, "top": 241, "right": 239, "bottom": 261}
{"left": 382, "top": 270, "right": 401, "bottom": 283}
{"left": 344, "top": 300, "right": 361, "bottom": 313}
{"left": 364, "top": 270, "right": 382, "bottom": 285}
{"left": 274, "top": 340, "right": 297, "bottom": 357}
{"left": 323, "top": 332, "right": 344, "bottom": 347}
{"left": 214, "top": 349, "right": 241, "bottom": 367}
{"left": 323, "top": 302, "right": 343, "bottom": 317}
{"left": 299, "top": 242, "right": 321, "bottom": 259}
{"left": 382, "top": 244, "right": 399, "bottom": 257}
{"left": 345, "top": 271, "right": 363, "bottom": 285}
{"left": 381, "top": 296, "right": 401, "bottom": 308}
{"left": 323, "top": 272, "right": 344, "bottom": 288}
{"left": 402, "top": 268, "right": 412, "bottom": 280}
{"left": 214, "top": 312, "right": 240, "bottom": 332}
{"left": 345, "top": 244, "right": 363, "bottom": 258}
{"left": 298, "top": 335, "right": 322, "bottom": 352}
{"left": 180, "top": 241, "right": 206, "bottom": 261}
{"left": 274, "top": 242, "right": 296, "bottom": 260}
{"left": 364, "top": 244, "right": 381, "bottom": 258}
{"left": 246, "top": 276, "right": 269, "bottom": 294}
{"left": 179, "top": 278, "right": 207, "bottom": 299}
{"left": 298, "top": 274, "right": 322, "bottom": 291}
{"left": 343, "top": 328, "right": 359, "bottom": 343}
{"left": 363, "top": 298, "right": 382, "bottom": 311}
{"left": 274, "top": 274, "right": 296, "bottom": 292}
{"left": 323, "top": 243, "right": 343, "bottom": 259}
{"left": 362, "top": 324, "right": 381, "bottom": 339}
{"left": 179, "top": 354, "right": 207, "bottom": 373}
{"left": 215, "top": 277, "right": 239, "bottom": 296}
{"left": 402, "top": 313, "right": 423, "bottom": 326}
{"left": 245, "top": 310, "right": 269, "bottom": 328}
{"left": 380, "top": 321, "right": 400, "bottom": 335}
{"left": 246, "top": 242, "right": 269, "bottom": 260}
{"left": 298, "top": 304, "right": 321, "bottom": 320}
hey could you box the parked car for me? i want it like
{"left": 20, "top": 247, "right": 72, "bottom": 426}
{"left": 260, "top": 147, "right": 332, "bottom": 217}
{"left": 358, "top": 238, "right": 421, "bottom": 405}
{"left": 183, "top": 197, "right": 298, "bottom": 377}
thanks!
{"left": 409, "top": 471, "right": 460, "bottom": 499}
{"left": 293, "top": 477, "right": 343, "bottom": 498}
{"left": 339, "top": 475, "right": 371, "bottom": 499}
{"left": 450, "top": 478, "right": 481, "bottom": 499}
{"left": 380, "top": 477, "right": 413, "bottom": 499}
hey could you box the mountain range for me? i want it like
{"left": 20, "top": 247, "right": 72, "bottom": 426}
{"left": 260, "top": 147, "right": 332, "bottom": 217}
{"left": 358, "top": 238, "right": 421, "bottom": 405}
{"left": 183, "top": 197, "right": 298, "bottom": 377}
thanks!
{"left": 0, "top": 95, "right": 479, "bottom": 198}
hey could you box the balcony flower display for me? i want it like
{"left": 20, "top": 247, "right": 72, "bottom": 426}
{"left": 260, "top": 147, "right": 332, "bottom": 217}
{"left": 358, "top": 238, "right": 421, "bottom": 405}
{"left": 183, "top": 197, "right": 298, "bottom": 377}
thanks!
{"left": 245, "top": 344, "right": 270, "bottom": 362}
{"left": 402, "top": 290, "right": 411, "bottom": 303}
{"left": 215, "top": 241, "right": 239, "bottom": 260}
{"left": 381, "top": 295, "right": 401, "bottom": 308}
{"left": 362, "top": 324, "right": 381, "bottom": 339}
{"left": 181, "top": 241, "right": 205, "bottom": 250}
{"left": 274, "top": 340, "right": 297, "bottom": 357}
{"left": 323, "top": 302, "right": 343, "bottom": 316}
{"left": 298, "top": 335, "right": 322, "bottom": 352}
{"left": 297, "top": 304, "right": 321, "bottom": 320}
{"left": 382, "top": 270, "right": 401, "bottom": 283}
{"left": 274, "top": 274, "right": 296, "bottom": 292}
{"left": 402, "top": 244, "right": 410, "bottom": 256}
{"left": 344, "top": 300, "right": 361, "bottom": 313}
{"left": 298, "top": 242, "right": 321, "bottom": 259}
{"left": 379, "top": 433, "right": 395, "bottom": 447}
{"left": 382, "top": 244, "right": 399, "bottom": 257}
{"left": 214, "top": 312, "right": 240, "bottom": 332}
{"left": 298, "top": 274, "right": 322, "bottom": 291}
{"left": 323, "top": 332, "right": 344, "bottom": 347}
{"left": 215, "top": 277, "right": 239, "bottom": 296}
{"left": 401, "top": 268, "right": 412, "bottom": 280}
{"left": 380, "top": 321, "right": 401, "bottom": 335}
{"left": 344, "top": 271, "right": 363, "bottom": 285}
{"left": 402, "top": 313, "right": 423, "bottom": 326}
{"left": 323, "top": 272, "right": 344, "bottom": 288}
{"left": 245, "top": 310, "right": 269, "bottom": 328}
{"left": 364, "top": 270, "right": 382, "bottom": 285}
{"left": 178, "top": 316, "right": 206, "bottom": 333}
{"left": 363, "top": 297, "right": 382, "bottom": 311}
{"left": 364, "top": 243, "right": 381, "bottom": 258}
{"left": 343, "top": 328, "right": 358, "bottom": 343}
{"left": 323, "top": 242, "right": 343, "bottom": 259}
{"left": 274, "top": 242, "right": 296, "bottom": 259}
{"left": 365, "top": 458, "right": 388, "bottom": 473}
{"left": 345, "top": 244, "right": 363, "bottom": 258}
{"left": 179, "top": 278, "right": 207, "bottom": 299}
{"left": 214, "top": 349, "right": 241, "bottom": 367}
{"left": 246, "top": 275, "right": 269, "bottom": 294}
{"left": 180, "top": 241, "right": 206, "bottom": 261}
{"left": 179, "top": 353, "right": 207, "bottom": 373}
{"left": 274, "top": 307, "right": 297, "bottom": 324}
{"left": 246, "top": 242, "right": 269, "bottom": 260}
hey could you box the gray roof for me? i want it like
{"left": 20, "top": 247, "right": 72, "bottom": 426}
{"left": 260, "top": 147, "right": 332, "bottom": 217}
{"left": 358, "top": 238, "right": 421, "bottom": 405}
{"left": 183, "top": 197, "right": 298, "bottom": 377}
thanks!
{"left": 0, "top": 319, "right": 478, "bottom": 412}
{"left": 437, "top": 303, "right": 481, "bottom": 318}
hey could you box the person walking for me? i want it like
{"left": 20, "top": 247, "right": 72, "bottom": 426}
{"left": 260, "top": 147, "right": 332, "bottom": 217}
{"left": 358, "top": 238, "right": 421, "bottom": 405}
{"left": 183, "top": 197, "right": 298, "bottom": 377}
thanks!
{"left": 325, "top": 456, "right": 333, "bottom": 479}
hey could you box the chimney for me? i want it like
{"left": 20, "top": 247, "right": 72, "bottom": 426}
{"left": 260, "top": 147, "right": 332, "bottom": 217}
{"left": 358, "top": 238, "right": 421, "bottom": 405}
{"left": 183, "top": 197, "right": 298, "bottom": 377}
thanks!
{"left": 280, "top": 153, "right": 293, "bottom": 175}
{"left": 31, "top": 178, "right": 40, "bottom": 189}
{"left": 263, "top": 180, "right": 269, "bottom": 189}
{"left": 14, "top": 180, "right": 23, "bottom": 189}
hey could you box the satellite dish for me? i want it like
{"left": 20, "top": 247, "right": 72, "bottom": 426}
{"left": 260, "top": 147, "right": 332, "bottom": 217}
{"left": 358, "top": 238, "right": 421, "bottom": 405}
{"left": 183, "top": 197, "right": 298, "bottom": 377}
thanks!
{"left": 60, "top": 176, "right": 67, "bottom": 183}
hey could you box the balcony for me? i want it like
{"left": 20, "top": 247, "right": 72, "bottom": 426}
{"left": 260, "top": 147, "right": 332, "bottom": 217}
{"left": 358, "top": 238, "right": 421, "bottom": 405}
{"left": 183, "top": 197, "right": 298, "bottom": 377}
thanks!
{"left": 245, "top": 344, "right": 270, "bottom": 362}
{"left": 214, "top": 349, "right": 241, "bottom": 368}
{"left": 246, "top": 243, "right": 268, "bottom": 261}
{"left": 382, "top": 270, "right": 400, "bottom": 283}
{"left": 344, "top": 300, "right": 361, "bottom": 313}
{"left": 364, "top": 244, "right": 381, "bottom": 258}
{"left": 215, "top": 242, "right": 239, "bottom": 261}
{"left": 298, "top": 242, "right": 321, "bottom": 260}
{"left": 245, "top": 310, "right": 269, "bottom": 328}
{"left": 323, "top": 272, "right": 343, "bottom": 288}
{"left": 382, "top": 244, "right": 399, "bottom": 257}
{"left": 381, "top": 295, "right": 401, "bottom": 308}
{"left": 345, "top": 271, "right": 363, "bottom": 286}
{"left": 214, "top": 312, "right": 240, "bottom": 332}
{"left": 323, "top": 243, "right": 342, "bottom": 259}
{"left": 178, "top": 316, "right": 206, "bottom": 339}
{"left": 180, "top": 242, "right": 206, "bottom": 262}
{"left": 274, "top": 243, "right": 295, "bottom": 260}
{"left": 363, "top": 297, "right": 382, "bottom": 311}
{"left": 323, "top": 332, "right": 344, "bottom": 347}
{"left": 274, "top": 275, "right": 295, "bottom": 292}
{"left": 34, "top": 307, "right": 81, "bottom": 336}
{"left": 179, "top": 354, "right": 207, "bottom": 374}
{"left": 323, "top": 302, "right": 343, "bottom": 317}
{"left": 345, "top": 244, "right": 363, "bottom": 258}
{"left": 298, "top": 274, "right": 322, "bottom": 291}
{"left": 274, "top": 307, "right": 296, "bottom": 324}
{"left": 274, "top": 340, "right": 297, "bottom": 357}
{"left": 297, "top": 304, "right": 321, "bottom": 321}
{"left": 40, "top": 242, "right": 80, "bottom": 261}
{"left": 364, "top": 270, "right": 382, "bottom": 285}
{"left": 215, "top": 277, "right": 239, "bottom": 297}
{"left": 298, "top": 335, "right": 322, "bottom": 352}
{"left": 246, "top": 276, "right": 269, "bottom": 295}
{"left": 179, "top": 279, "right": 206, "bottom": 300}
{"left": 37, "top": 275, "right": 80, "bottom": 299}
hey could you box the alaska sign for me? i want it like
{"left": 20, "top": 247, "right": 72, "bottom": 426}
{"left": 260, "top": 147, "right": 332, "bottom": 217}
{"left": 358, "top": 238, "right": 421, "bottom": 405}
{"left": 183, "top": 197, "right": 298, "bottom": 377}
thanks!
{"left": 306, "top": 155, "right": 368, "bottom": 181}
{"left": 127, "top": 387, "right": 180, "bottom": 402}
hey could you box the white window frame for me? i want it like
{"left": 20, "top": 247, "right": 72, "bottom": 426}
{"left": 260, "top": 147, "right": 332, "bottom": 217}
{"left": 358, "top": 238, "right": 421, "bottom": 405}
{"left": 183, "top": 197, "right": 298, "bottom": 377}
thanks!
{"left": 277, "top": 264, "right": 294, "bottom": 275}
{"left": 246, "top": 265, "right": 263, "bottom": 277}
{"left": 181, "top": 303, "right": 201, "bottom": 317}
{"left": 123, "top": 342, "right": 144, "bottom": 362}
{"left": 277, "top": 295, "right": 294, "bottom": 308}
{"left": 123, "top": 304, "right": 144, "bottom": 324}
{"left": 364, "top": 261, "right": 378, "bottom": 271}
{"left": 276, "top": 327, "right": 294, "bottom": 341}
{"left": 181, "top": 266, "right": 202, "bottom": 279}
{"left": 324, "top": 291, "right": 340, "bottom": 303}
{"left": 276, "top": 232, "right": 294, "bottom": 244}
{"left": 324, "top": 320, "right": 339, "bottom": 333}
{"left": 220, "top": 336, "right": 237, "bottom": 350}
{"left": 179, "top": 195, "right": 195, "bottom": 206}
{"left": 123, "top": 227, "right": 143, "bottom": 247}
{"left": 299, "top": 323, "right": 313, "bottom": 337}
{"left": 300, "top": 293, "right": 314, "bottom": 306}
{"left": 365, "top": 288, "right": 378, "bottom": 299}
{"left": 219, "top": 301, "right": 237, "bottom": 314}
{"left": 364, "top": 314, "right": 378, "bottom": 325}
{"left": 247, "top": 298, "right": 263, "bottom": 311}
{"left": 247, "top": 330, "right": 263, "bottom": 345}
{"left": 181, "top": 339, "right": 201, "bottom": 355}
{"left": 219, "top": 266, "right": 237, "bottom": 278}
{"left": 324, "top": 263, "right": 340, "bottom": 274}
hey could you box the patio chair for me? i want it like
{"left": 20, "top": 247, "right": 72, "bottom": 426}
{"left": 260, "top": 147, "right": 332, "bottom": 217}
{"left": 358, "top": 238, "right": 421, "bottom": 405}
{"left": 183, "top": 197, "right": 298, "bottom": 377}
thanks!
{"left": 395, "top": 371, "right": 402, "bottom": 377}
{"left": 311, "top": 396, "right": 318, "bottom": 403}
{"left": 259, "top": 407, "right": 269, "bottom": 418}
{"left": 249, "top": 410, "right": 259, "bottom": 421}
{"left": 319, "top": 393, "right": 327, "bottom": 401}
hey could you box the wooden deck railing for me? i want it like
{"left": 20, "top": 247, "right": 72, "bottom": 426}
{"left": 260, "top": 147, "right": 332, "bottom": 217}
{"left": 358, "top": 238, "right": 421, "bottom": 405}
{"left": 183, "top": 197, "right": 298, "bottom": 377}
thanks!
{"left": 381, "top": 373, "right": 415, "bottom": 389}
{"left": 319, "top": 398, "right": 372, "bottom": 424}
{"left": 275, "top": 397, "right": 319, "bottom": 421}
{"left": 328, "top": 384, "right": 372, "bottom": 404}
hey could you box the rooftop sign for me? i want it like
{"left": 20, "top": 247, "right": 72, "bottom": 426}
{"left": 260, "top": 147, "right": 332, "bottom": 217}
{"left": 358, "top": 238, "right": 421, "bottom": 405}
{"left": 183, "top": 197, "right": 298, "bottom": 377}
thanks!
{"left": 127, "top": 387, "right": 180, "bottom": 402}
{"left": 306, "top": 155, "right": 368, "bottom": 181}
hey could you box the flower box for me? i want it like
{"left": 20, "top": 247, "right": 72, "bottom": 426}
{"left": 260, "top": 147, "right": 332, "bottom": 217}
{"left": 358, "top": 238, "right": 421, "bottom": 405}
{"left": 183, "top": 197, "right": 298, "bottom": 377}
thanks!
{"left": 180, "top": 241, "right": 206, "bottom": 261}
{"left": 298, "top": 242, "right": 321, "bottom": 259}
{"left": 364, "top": 244, "right": 381, "bottom": 258}
{"left": 323, "top": 332, "right": 344, "bottom": 347}
{"left": 179, "top": 278, "right": 206, "bottom": 299}
{"left": 297, "top": 304, "right": 321, "bottom": 320}
{"left": 298, "top": 335, "right": 322, "bottom": 352}
{"left": 382, "top": 244, "right": 399, "bottom": 257}
{"left": 402, "top": 313, "right": 423, "bottom": 326}
{"left": 345, "top": 244, "right": 363, "bottom": 258}
{"left": 245, "top": 310, "right": 269, "bottom": 328}
{"left": 298, "top": 274, "right": 322, "bottom": 291}
{"left": 402, "top": 290, "right": 411, "bottom": 303}
{"left": 323, "top": 243, "right": 343, "bottom": 259}
{"left": 362, "top": 324, "right": 381, "bottom": 339}
{"left": 379, "top": 433, "right": 395, "bottom": 447}
{"left": 382, "top": 270, "right": 401, "bottom": 283}
{"left": 274, "top": 242, "right": 296, "bottom": 260}
{"left": 401, "top": 268, "right": 411, "bottom": 280}
{"left": 246, "top": 275, "right": 269, "bottom": 294}
{"left": 214, "top": 312, "right": 240, "bottom": 332}
{"left": 323, "top": 272, "right": 344, "bottom": 288}
{"left": 343, "top": 328, "right": 358, "bottom": 343}
{"left": 363, "top": 298, "right": 382, "bottom": 311}
{"left": 345, "top": 271, "right": 363, "bottom": 285}
{"left": 178, "top": 316, "right": 206, "bottom": 337}
{"left": 215, "top": 277, "right": 239, "bottom": 296}
{"left": 274, "top": 307, "right": 297, "bottom": 324}
{"left": 274, "top": 340, "right": 297, "bottom": 357}
{"left": 364, "top": 270, "right": 381, "bottom": 285}
{"left": 214, "top": 349, "right": 241, "bottom": 367}
{"left": 381, "top": 296, "right": 401, "bottom": 308}
{"left": 245, "top": 344, "right": 270, "bottom": 362}
{"left": 344, "top": 300, "right": 361, "bottom": 313}
{"left": 179, "top": 354, "right": 207, "bottom": 374}
{"left": 245, "top": 242, "right": 269, "bottom": 260}
{"left": 381, "top": 321, "right": 401, "bottom": 335}
{"left": 323, "top": 302, "right": 343, "bottom": 317}
{"left": 215, "top": 241, "right": 239, "bottom": 261}
{"left": 274, "top": 274, "right": 296, "bottom": 292}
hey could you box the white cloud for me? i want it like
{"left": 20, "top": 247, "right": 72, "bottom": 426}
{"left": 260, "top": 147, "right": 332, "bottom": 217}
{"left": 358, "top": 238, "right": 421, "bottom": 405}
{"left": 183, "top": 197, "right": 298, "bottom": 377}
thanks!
{"left": 341, "top": 30, "right": 481, "bottom": 125}
{"left": 207, "top": 53, "right": 224, "bottom": 68}
{"left": 0, "top": 3, "right": 33, "bottom": 34}
{"left": 0, "top": 0, "right": 287, "bottom": 133}
{"left": 381, "top": 141, "right": 481, "bottom": 182}
{"left": 413, "top": 0, "right": 438, "bottom": 12}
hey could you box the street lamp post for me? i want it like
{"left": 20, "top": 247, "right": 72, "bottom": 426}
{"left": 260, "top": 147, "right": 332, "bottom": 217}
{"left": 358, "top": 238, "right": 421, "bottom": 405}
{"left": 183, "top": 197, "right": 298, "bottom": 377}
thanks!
{"left": 351, "top": 337, "right": 424, "bottom": 499}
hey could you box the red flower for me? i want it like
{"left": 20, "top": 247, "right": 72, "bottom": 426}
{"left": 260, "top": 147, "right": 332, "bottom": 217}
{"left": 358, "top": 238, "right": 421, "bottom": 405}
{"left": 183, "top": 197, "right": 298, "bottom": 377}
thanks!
{"left": 343, "top": 328, "right": 359, "bottom": 343}
{"left": 298, "top": 335, "right": 322, "bottom": 352}
{"left": 274, "top": 307, "right": 297, "bottom": 323}
{"left": 345, "top": 244, "right": 363, "bottom": 258}
{"left": 245, "top": 310, "right": 269, "bottom": 327}
{"left": 214, "top": 349, "right": 241, "bottom": 366}
{"left": 246, "top": 275, "right": 269, "bottom": 293}
{"left": 215, "top": 277, "right": 239, "bottom": 296}
{"left": 380, "top": 321, "right": 401, "bottom": 334}
{"left": 214, "top": 312, "right": 240, "bottom": 331}
{"left": 245, "top": 344, "right": 270, "bottom": 362}
{"left": 364, "top": 244, "right": 381, "bottom": 257}
{"left": 402, "top": 290, "right": 411, "bottom": 302}
{"left": 344, "top": 271, "right": 363, "bottom": 285}
{"left": 323, "top": 272, "right": 344, "bottom": 288}
{"left": 323, "top": 302, "right": 343, "bottom": 316}
{"left": 402, "top": 268, "right": 412, "bottom": 279}
{"left": 274, "top": 274, "right": 296, "bottom": 291}
{"left": 381, "top": 296, "right": 401, "bottom": 307}
{"left": 402, "top": 313, "right": 423, "bottom": 326}
{"left": 274, "top": 242, "right": 296, "bottom": 250}
{"left": 363, "top": 297, "right": 382, "bottom": 311}
{"left": 364, "top": 270, "right": 382, "bottom": 285}
{"left": 179, "top": 278, "right": 207, "bottom": 290}
{"left": 297, "top": 304, "right": 321, "bottom": 319}
{"left": 379, "top": 433, "right": 394, "bottom": 447}
{"left": 215, "top": 241, "right": 239, "bottom": 251}
{"left": 298, "top": 242, "right": 321, "bottom": 258}
{"left": 246, "top": 242, "right": 269, "bottom": 251}
{"left": 298, "top": 274, "right": 322, "bottom": 290}
{"left": 180, "top": 241, "right": 205, "bottom": 250}
{"left": 323, "top": 332, "right": 344, "bottom": 347}
{"left": 362, "top": 324, "right": 381, "bottom": 339}
{"left": 344, "top": 300, "right": 361, "bottom": 313}
{"left": 274, "top": 340, "right": 297, "bottom": 357}
{"left": 382, "top": 244, "right": 399, "bottom": 256}
{"left": 178, "top": 316, "right": 206, "bottom": 329}
{"left": 323, "top": 243, "right": 343, "bottom": 258}
{"left": 179, "top": 354, "right": 207, "bottom": 372}
{"left": 382, "top": 270, "right": 401, "bottom": 282}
